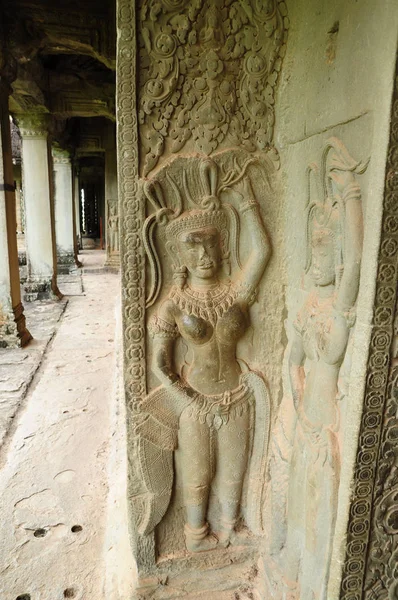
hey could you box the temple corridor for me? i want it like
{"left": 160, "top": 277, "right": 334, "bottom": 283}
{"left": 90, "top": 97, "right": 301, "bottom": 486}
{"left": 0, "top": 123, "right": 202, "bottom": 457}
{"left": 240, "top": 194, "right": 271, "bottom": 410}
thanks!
{"left": 0, "top": 251, "right": 118, "bottom": 600}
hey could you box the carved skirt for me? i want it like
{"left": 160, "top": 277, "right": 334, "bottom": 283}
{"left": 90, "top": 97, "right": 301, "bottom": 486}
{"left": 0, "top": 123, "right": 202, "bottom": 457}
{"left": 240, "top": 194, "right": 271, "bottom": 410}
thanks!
{"left": 135, "top": 371, "right": 271, "bottom": 536}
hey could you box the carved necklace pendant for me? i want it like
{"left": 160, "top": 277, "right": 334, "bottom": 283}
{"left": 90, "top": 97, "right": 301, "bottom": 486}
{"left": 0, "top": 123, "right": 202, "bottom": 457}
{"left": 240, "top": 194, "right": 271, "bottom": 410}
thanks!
{"left": 169, "top": 282, "right": 237, "bottom": 326}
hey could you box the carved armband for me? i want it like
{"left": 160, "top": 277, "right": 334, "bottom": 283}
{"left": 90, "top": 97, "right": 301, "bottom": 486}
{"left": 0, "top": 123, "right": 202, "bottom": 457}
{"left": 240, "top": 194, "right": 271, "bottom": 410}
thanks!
{"left": 240, "top": 199, "right": 259, "bottom": 216}
{"left": 235, "top": 281, "right": 258, "bottom": 306}
{"left": 333, "top": 305, "right": 357, "bottom": 329}
{"left": 148, "top": 315, "right": 179, "bottom": 339}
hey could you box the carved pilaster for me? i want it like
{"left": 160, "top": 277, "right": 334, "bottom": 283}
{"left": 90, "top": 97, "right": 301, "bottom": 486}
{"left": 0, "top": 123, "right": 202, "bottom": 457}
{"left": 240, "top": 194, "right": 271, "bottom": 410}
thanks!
{"left": 340, "top": 55, "right": 398, "bottom": 600}
{"left": 118, "top": 0, "right": 289, "bottom": 593}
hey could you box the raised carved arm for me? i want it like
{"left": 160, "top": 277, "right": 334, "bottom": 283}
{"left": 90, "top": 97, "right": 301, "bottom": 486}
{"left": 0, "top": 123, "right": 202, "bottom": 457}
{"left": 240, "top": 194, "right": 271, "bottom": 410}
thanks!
{"left": 289, "top": 329, "right": 306, "bottom": 415}
{"left": 330, "top": 170, "right": 364, "bottom": 313}
{"left": 235, "top": 176, "right": 271, "bottom": 295}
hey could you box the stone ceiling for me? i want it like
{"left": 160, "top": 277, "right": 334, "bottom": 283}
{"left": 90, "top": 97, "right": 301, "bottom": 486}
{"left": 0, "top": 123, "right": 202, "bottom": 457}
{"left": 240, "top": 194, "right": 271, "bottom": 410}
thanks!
{"left": 1, "top": 0, "right": 116, "bottom": 151}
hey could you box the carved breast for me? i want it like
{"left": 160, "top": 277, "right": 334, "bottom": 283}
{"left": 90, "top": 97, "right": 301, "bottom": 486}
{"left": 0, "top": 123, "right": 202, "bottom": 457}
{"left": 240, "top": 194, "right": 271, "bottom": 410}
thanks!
{"left": 179, "top": 313, "right": 213, "bottom": 345}
{"left": 216, "top": 304, "right": 249, "bottom": 344}
{"left": 177, "top": 304, "right": 248, "bottom": 347}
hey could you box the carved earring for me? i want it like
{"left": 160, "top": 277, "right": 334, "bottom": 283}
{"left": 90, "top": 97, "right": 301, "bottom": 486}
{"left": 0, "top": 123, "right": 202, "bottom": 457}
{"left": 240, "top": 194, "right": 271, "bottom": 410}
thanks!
{"left": 173, "top": 265, "right": 188, "bottom": 289}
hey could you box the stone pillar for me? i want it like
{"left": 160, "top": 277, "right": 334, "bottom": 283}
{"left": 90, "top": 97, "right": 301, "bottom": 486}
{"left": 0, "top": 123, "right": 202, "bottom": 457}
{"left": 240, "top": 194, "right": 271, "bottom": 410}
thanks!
{"left": 18, "top": 114, "right": 62, "bottom": 301}
{"left": 0, "top": 82, "right": 31, "bottom": 347}
{"left": 104, "top": 140, "right": 119, "bottom": 268}
{"left": 52, "top": 145, "right": 78, "bottom": 273}
{"left": 73, "top": 163, "right": 82, "bottom": 254}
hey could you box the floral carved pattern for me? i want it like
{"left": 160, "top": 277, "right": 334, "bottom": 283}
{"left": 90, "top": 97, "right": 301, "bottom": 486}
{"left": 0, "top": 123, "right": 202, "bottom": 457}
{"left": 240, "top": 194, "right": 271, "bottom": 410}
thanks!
{"left": 117, "top": 0, "right": 158, "bottom": 571}
{"left": 138, "top": 0, "right": 288, "bottom": 175}
{"left": 340, "top": 57, "right": 398, "bottom": 600}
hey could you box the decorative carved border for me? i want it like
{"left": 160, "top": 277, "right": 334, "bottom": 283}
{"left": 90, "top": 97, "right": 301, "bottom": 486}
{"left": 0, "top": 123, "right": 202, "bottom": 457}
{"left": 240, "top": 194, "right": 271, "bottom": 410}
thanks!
{"left": 117, "top": 0, "right": 156, "bottom": 572}
{"left": 340, "top": 56, "right": 398, "bottom": 599}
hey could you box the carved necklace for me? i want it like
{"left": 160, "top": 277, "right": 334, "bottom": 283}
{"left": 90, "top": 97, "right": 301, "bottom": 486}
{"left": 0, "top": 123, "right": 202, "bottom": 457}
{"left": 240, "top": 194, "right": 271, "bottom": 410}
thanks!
{"left": 170, "top": 282, "right": 237, "bottom": 327}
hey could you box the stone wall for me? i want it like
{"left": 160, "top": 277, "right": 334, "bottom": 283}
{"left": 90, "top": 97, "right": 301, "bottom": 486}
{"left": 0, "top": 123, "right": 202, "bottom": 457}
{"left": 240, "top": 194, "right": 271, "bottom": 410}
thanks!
{"left": 115, "top": 0, "right": 398, "bottom": 597}
{"left": 270, "top": 1, "right": 398, "bottom": 598}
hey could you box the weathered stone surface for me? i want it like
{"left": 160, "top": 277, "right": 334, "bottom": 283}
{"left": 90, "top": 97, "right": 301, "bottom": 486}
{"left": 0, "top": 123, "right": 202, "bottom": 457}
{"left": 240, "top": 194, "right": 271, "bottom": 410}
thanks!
{"left": 18, "top": 114, "right": 62, "bottom": 302}
{"left": 0, "top": 298, "right": 67, "bottom": 448}
{"left": 340, "top": 54, "right": 398, "bottom": 600}
{"left": 115, "top": 0, "right": 398, "bottom": 597}
{"left": 267, "top": 1, "right": 398, "bottom": 598}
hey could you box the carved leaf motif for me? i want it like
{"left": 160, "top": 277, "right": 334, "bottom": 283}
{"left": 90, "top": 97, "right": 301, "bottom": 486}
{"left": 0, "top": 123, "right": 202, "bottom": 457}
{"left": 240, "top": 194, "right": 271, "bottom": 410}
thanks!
{"left": 139, "top": 0, "right": 288, "bottom": 175}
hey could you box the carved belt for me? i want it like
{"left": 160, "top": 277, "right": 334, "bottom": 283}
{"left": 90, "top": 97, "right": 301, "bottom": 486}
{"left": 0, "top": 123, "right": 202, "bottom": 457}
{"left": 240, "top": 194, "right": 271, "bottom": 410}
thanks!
{"left": 135, "top": 379, "right": 253, "bottom": 448}
{"left": 185, "top": 382, "right": 253, "bottom": 428}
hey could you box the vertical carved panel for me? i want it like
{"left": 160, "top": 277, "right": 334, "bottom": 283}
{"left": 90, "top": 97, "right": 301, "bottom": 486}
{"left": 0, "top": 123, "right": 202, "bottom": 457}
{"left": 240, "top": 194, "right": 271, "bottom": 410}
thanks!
{"left": 117, "top": 0, "right": 157, "bottom": 571}
{"left": 266, "top": 137, "right": 369, "bottom": 600}
{"left": 340, "top": 57, "right": 398, "bottom": 600}
{"left": 118, "top": 0, "right": 289, "bottom": 590}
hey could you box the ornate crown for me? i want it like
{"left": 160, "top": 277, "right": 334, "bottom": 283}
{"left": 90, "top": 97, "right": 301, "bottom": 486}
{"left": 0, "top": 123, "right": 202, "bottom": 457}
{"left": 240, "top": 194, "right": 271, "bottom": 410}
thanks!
{"left": 165, "top": 208, "right": 228, "bottom": 240}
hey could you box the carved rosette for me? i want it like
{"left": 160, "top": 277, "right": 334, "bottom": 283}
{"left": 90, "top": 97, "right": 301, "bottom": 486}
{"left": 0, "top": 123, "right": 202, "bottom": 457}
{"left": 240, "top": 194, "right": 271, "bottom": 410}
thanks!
{"left": 340, "top": 58, "right": 398, "bottom": 599}
{"left": 138, "top": 0, "right": 289, "bottom": 175}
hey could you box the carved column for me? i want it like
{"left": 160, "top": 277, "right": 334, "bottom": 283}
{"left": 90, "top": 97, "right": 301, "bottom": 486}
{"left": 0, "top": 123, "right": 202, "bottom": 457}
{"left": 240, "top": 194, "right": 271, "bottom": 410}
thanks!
{"left": 52, "top": 145, "right": 79, "bottom": 273}
{"left": 18, "top": 114, "right": 62, "bottom": 301}
{"left": 104, "top": 124, "right": 119, "bottom": 268}
{"left": 0, "top": 81, "right": 31, "bottom": 347}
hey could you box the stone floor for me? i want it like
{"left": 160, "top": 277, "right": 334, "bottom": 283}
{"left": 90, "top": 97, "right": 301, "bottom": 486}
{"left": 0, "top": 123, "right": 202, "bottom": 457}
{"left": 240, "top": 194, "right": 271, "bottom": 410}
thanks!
{"left": 0, "top": 250, "right": 119, "bottom": 600}
{"left": 0, "top": 301, "right": 68, "bottom": 449}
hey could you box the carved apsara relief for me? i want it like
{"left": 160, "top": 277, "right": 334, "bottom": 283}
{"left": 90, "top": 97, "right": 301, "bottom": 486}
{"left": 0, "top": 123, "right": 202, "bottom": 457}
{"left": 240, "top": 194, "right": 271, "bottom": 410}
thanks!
{"left": 265, "top": 138, "right": 369, "bottom": 600}
{"left": 107, "top": 198, "right": 120, "bottom": 254}
{"left": 138, "top": 0, "right": 288, "bottom": 175}
{"left": 117, "top": 0, "right": 288, "bottom": 584}
{"left": 135, "top": 152, "right": 272, "bottom": 553}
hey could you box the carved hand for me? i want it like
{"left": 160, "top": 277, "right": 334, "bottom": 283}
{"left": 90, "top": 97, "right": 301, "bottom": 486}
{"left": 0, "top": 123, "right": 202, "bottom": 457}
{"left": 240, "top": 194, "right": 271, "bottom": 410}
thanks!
{"left": 328, "top": 169, "right": 356, "bottom": 194}
{"left": 169, "top": 378, "right": 197, "bottom": 405}
{"left": 234, "top": 175, "right": 256, "bottom": 207}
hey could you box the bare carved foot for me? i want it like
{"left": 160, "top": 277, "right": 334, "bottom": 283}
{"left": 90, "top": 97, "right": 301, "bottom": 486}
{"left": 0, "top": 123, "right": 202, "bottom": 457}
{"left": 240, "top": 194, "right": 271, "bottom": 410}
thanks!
{"left": 216, "top": 518, "right": 236, "bottom": 548}
{"left": 186, "top": 533, "right": 218, "bottom": 552}
{"left": 184, "top": 523, "right": 218, "bottom": 553}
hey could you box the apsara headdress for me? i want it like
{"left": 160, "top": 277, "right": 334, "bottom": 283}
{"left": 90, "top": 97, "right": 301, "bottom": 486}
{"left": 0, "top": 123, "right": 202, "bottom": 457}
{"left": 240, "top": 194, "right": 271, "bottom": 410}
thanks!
{"left": 142, "top": 157, "right": 255, "bottom": 307}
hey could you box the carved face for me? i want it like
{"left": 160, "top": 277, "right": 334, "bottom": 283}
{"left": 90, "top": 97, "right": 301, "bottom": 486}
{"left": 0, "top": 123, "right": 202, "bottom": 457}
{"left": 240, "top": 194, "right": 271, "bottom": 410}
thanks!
{"left": 177, "top": 227, "right": 222, "bottom": 279}
{"left": 311, "top": 230, "right": 336, "bottom": 287}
